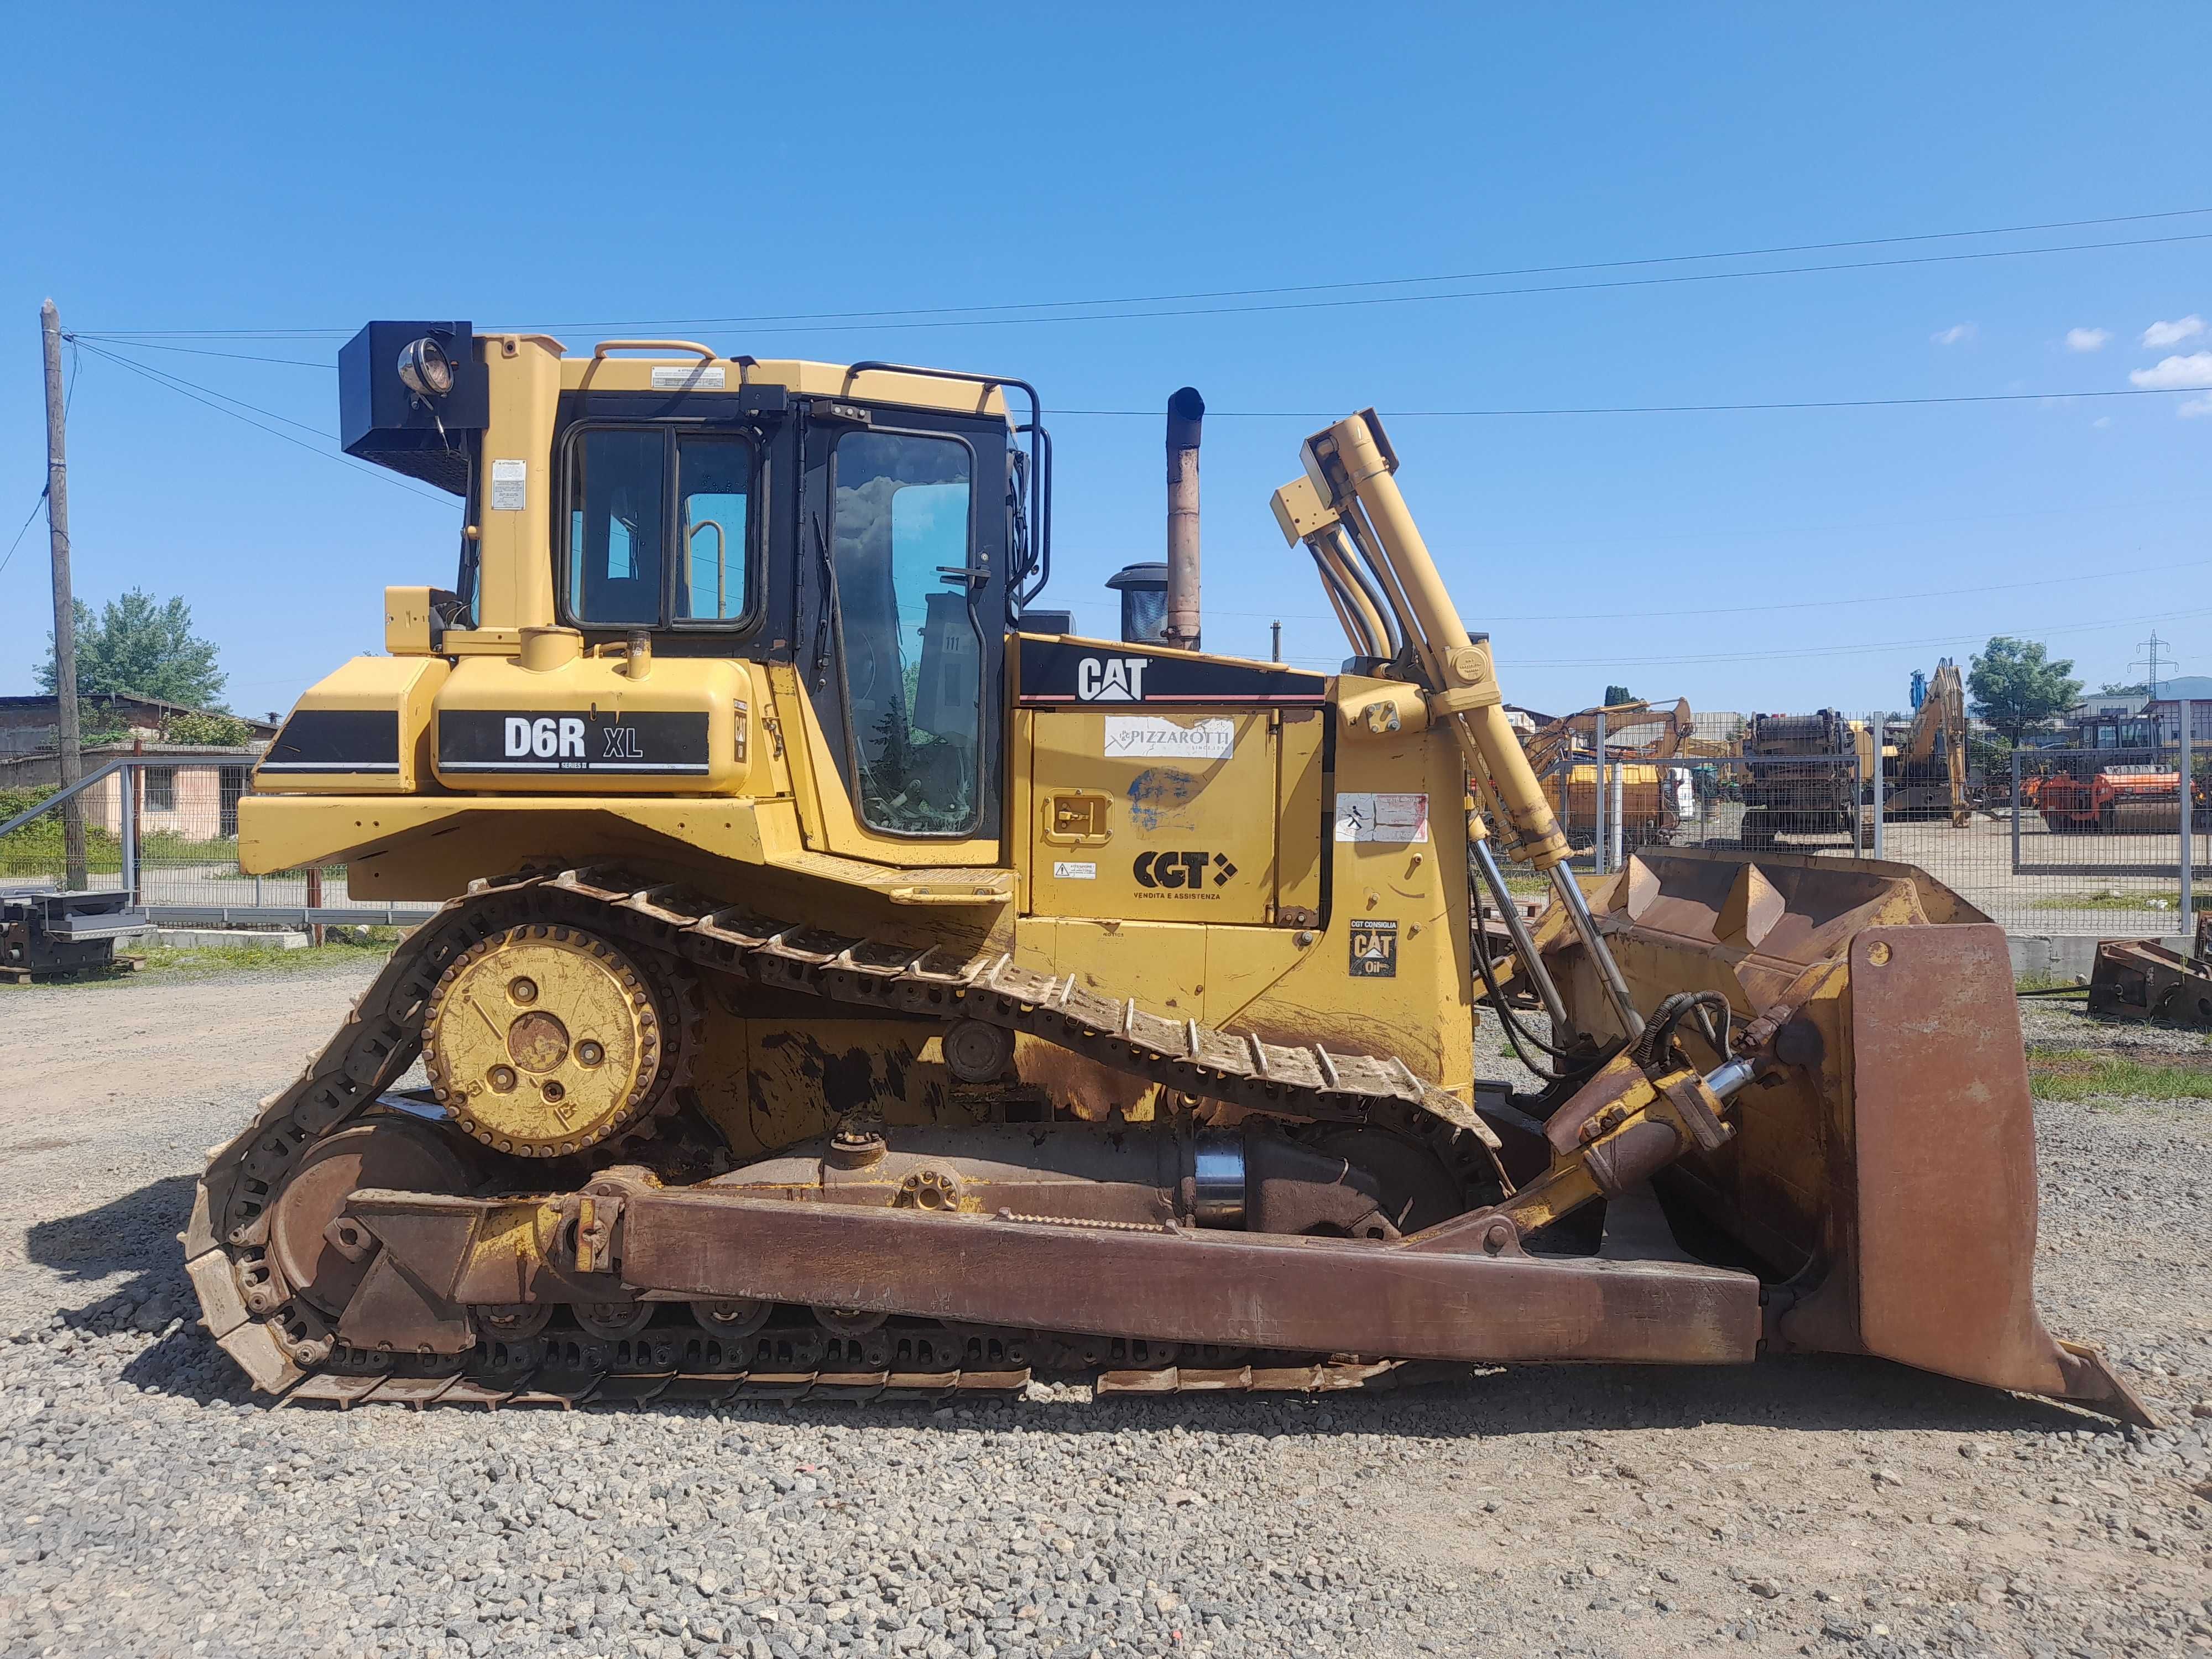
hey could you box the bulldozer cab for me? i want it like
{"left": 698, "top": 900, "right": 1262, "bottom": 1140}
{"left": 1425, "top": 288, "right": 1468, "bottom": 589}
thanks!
{"left": 553, "top": 362, "right": 1023, "bottom": 844}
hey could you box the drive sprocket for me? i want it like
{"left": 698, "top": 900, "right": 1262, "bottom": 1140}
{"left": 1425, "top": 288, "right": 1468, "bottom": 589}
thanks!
{"left": 422, "top": 922, "right": 668, "bottom": 1157}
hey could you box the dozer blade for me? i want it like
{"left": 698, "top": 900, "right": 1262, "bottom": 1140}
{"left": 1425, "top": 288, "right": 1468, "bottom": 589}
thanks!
{"left": 1532, "top": 846, "right": 2153, "bottom": 1426}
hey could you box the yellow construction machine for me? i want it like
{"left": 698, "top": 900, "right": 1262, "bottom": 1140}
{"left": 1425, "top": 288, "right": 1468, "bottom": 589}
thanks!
{"left": 1513, "top": 697, "right": 1734, "bottom": 854}
{"left": 1879, "top": 658, "right": 1972, "bottom": 826}
{"left": 184, "top": 324, "right": 2146, "bottom": 1423}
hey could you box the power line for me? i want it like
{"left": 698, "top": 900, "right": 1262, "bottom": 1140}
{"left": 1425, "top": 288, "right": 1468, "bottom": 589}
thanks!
{"left": 75, "top": 332, "right": 2209, "bottom": 423}
{"left": 0, "top": 485, "right": 48, "bottom": 581}
{"left": 71, "top": 339, "right": 338, "bottom": 439}
{"left": 76, "top": 204, "right": 2212, "bottom": 339}
{"left": 0, "top": 343, "right": 75, "bottom": 581}
{"left": 66, "top": 337, "right": 331, "bottom": 369}
{"left": 524, "top": 229, "right": 2212, "bottom": 337}
{"left": 1498, "top": 604, "right": 2212, "bottom": 670}
{"left": 69, "top": 341, "right": 451, "bottom": 504}
{"left": 1054, "top": 386, "right": 2201, "bottom": 418}
{"left": 1199, "top": 554, "right": 2212, "bottom": 627}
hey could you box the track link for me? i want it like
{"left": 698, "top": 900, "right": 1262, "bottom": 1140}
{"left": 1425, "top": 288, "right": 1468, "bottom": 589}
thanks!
{"left": 185, "top": 866, "right": 1495, "bottom": 1405}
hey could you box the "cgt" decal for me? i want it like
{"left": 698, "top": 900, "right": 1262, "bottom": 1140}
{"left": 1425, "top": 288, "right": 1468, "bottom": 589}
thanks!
{"left": 1133, "top": 850, "right": 1238, "bottom": 890}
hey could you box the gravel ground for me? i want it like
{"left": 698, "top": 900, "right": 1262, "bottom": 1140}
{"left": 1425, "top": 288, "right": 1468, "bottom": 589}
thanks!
{"left": 0, "top": 961, "right": 2208, "bottom": 1659}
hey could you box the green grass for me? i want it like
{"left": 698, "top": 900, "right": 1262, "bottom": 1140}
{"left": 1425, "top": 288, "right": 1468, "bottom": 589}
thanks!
{"left": 2028, "top": 890, "right": 2209, "bottom": 912}
{"left": 56, "top": 928, "right": 404, "bottom": 988}
{"left": 2025, "top": 1042, "right": 2212, "bottom": 1103}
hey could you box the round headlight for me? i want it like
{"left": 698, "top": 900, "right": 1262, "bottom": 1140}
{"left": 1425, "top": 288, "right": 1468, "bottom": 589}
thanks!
{"left": 396, "top": 336, "right": 455, "bottom": 399}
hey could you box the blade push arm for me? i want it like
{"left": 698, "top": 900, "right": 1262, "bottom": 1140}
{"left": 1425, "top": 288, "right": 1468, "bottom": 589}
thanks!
{"left": 1272, "top": 409, "right": 1640, "bottom": 1036}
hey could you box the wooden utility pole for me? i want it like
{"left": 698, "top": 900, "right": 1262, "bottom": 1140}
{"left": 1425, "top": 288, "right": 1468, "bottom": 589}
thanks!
{"left": 41, "top": 299, "right": 86, "bottom": 889}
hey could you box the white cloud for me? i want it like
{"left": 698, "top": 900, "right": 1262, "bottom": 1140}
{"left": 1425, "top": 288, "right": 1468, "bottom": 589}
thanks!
{"left": 2181, "top": 397, "right": 2212, "bottom": 419}
{"left": 2142, "top": 315, "right": 2205, "bottom": 348}
{"left": 2065, "top": 327, "right": 2110, "bottom": 352}
{"left": 2130, "top": 351, "right": 2212, "bottom": 390}
{"left": 1931, "top": 322, "right": 1976, "bottom": 346}
{"left": 2093, "top": 415, "right": 2114, "bottom": 428}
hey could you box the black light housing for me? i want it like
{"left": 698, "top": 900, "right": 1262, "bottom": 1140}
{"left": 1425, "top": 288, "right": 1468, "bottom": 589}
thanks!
{"left": 338, "top": 321, "right": 491, "bottom": 495}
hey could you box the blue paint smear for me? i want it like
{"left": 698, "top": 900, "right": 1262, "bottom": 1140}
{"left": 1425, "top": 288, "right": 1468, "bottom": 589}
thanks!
{"left": 1125, "top": 768, "right": 1201, "bottom": 832}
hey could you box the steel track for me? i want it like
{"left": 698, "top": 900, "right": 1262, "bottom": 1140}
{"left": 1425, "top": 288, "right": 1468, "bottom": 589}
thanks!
{"left": 184, "top": 867, "right": 1494, "bottom": 1407}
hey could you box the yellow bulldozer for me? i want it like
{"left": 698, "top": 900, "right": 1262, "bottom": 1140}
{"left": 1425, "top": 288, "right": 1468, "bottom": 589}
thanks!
{"left": 184, "top": 324, "right": 2146, "bottom": 1424}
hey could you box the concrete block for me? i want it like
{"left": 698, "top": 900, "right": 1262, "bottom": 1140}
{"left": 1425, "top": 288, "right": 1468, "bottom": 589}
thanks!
{"left": 2004, "top": 932, "right": 2192, "bottom": 984}
{"left": 154, "top": 927, "right": 310, "bottom": 951}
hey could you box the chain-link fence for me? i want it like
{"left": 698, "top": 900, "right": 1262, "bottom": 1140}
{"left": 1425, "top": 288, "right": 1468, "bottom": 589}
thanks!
{"left": 1524, "top": 726, "right": 2204, "bottom": 938}
{"left": 0, "top": 758, "right": 434, "bottom": 927}
{"left": 7, "top": 736, "right": 2203, "bottom": 948}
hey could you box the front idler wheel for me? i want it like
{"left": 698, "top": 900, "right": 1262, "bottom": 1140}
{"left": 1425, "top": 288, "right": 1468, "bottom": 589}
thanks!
{"left": 264, "top": 1119, "right": 475, "bottom": 1318}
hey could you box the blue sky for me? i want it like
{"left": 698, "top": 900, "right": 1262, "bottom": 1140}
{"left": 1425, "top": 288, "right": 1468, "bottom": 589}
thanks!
{"left": 3, "top": 4, "right": 2208, "bottom": 721}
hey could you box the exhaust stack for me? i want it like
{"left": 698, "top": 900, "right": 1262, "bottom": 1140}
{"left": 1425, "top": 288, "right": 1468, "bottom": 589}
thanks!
{"left": 1164, "top": 386, "right": 1204, "bottom": 650}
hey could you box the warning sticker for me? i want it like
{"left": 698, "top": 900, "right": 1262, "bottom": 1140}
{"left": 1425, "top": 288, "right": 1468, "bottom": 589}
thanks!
{"left": 1349, "top": 919, "right": 1399, "bottom": 978}
{"left": 651, "top": 364, "right": 727, "bottom": 390}
{"left": 1334, "top": 791, "right": 1430, "bottom": 843}
{"left": 1104, "top": 716, "right": 1234, "bottom": 762}
{"left": 489, "top": 458, "right": 528, "bottom": 511}
{"left": 1052, "top": 860, "right": 1097, "bottom": 880}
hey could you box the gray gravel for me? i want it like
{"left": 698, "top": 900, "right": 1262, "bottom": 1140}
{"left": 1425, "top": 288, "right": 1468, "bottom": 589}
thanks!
{"left": 0, "top": 965, "right": 2208, "bottom": 1658}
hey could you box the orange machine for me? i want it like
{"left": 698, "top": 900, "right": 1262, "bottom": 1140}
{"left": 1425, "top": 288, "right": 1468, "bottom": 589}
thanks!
{"left": 2039, "top": 767, "right": 2185, "bottom": 832}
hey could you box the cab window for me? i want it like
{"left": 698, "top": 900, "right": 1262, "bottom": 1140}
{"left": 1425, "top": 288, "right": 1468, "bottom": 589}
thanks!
{"left": 832, "top": 430, "right": 979, "bottom": 835}
{"left": 564, "top": 427, "right": 754, "bottom": 628}
{"left": 676, "top": 435, "right": 750, "bottom": 622}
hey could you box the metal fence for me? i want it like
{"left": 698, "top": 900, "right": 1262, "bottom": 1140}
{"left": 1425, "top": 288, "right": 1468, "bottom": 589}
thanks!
{"left": 0, "top": 757, "right": 436, "bottom": 928}
{"left": 6, "top": 734, "right": 2201, "bottom": 944}
{"left": 1530, "top": 720, "right": 2202, "bottom": 938}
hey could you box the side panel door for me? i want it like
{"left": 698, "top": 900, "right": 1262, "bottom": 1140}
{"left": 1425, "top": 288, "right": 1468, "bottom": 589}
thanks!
{"left": 1029, "top": 706, "right": 1278, "bottom": 924}
{"left": 1018, "top": 638, "right": 1332, "bottom": 927}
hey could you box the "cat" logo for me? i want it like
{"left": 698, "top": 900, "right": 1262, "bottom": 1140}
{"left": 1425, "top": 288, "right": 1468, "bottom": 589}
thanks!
{"left": 1076, "top": 656, "right": 1149, "bottom": 701}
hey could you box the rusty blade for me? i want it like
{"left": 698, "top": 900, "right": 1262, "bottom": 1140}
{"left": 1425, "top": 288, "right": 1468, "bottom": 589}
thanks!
{"left": 613, "top": 1188, "right": 1761, "bottom": 1367}
{"left": 1834, "top": 922, "right": 2155, "bottom": 1427}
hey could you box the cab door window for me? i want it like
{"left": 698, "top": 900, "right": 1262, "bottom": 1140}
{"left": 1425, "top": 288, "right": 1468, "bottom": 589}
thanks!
{"left": 564, "top": 426, "right": 755, "bottom": 628}
{"left": 831, "top": 430, "right": 979, "bottom": 835}
{"left": 675, "top": 434, "right": 750, "bottom": 622}
{"left": 566, "top": 428, "right": 665, "bottom": 625}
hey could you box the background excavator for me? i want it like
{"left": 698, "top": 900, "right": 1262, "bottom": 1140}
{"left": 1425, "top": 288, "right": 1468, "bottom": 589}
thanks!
{"left": 1878, "top": 658, "right": 1972, "bottom": 826}
{"left": 182, "top": 323, "right": 2147, "bottom": 1425}
{"left": 1513, "top": 697, "right": 1736, "bottom": 855}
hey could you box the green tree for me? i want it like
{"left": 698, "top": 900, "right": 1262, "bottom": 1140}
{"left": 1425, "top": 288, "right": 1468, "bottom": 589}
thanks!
{"left": 165, "top": 709, "right": 253, "bottom": 745}
{"left": 38, "top": 589, "right": 227, "bottom": 709}
{"left": 1968, "top": 637, "right": 2082, "bottom": 745}
{"left": 77, "top": 701, "right": 131, "bottom": 744}
{"left": 1602, "top": 684, "right": 1636, "bottom": 707}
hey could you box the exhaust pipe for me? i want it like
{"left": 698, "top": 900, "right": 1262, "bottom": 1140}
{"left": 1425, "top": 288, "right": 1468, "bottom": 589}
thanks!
{"left": 1165, "top": 386, "right": 1204, "bottom": 650}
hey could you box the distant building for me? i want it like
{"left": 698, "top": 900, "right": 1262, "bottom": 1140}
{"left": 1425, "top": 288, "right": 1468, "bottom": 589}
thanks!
{"left": 1501, "top": 704, "right": 1553, "bottom": 736}
{"left": 2142, "top": 676, "right": 2212, "bottom": 746}
{"left": 0, "top": 695, "right": 278, "bottom": 841}
{"left": 2067, "top": 692, "right": 2148, "bottom": 722}
{"left": 0, "top": 693, "right": 279, "bottom": 757}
